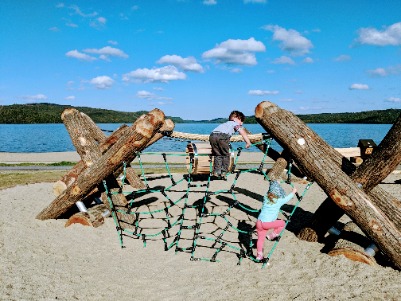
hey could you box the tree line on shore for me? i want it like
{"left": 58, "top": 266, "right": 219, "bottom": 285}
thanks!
{"left": 0, "top": 103, "right": 399, "bottom": 124}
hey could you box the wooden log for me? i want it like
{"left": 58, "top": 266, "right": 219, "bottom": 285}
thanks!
{"left": 255, "top": 101, "right": 401, "bottom": 269}
{"left": 61, "top": 108, "right": 102, "bottom": 166}
{"left": 350, "top": 156, "right": 363, "bottom": 164}
{"left": 65, "top": 204, "right": 110, "bottom": 228}
{"left": 55, "top": 119, "right": 175, "bottom": 196}
{"left": 53, "top": 123, "right": 144, "bottom": 196}
{"left": 298, "top": 113, "right": 401, "bottom": 242}
{"left": 268, "top": 149, "right": 292, "bottom": 181}
{"left": 53, "top": 124, "right": 130, "bottom": 195}
{"left": 328, "top": 221, "right": 377, "bottom": 266}
{"left": 36, "top": 108, "right": 165, "bottom": 220}
{"left": 80, "top": 111, "right": 106, "bottom": 143}
{"left": 353, "top": 114, "right": 401, "bottom": 191}
{"left": 54, "top": 115, "right": 130, "bottom": 207}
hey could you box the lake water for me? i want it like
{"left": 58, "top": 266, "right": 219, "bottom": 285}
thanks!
{"left": 0, "top": 123, "right": 391, "bottom": 153}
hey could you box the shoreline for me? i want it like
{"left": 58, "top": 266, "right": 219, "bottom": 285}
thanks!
{"left": 0, "top": 151, "right": 270, "bottom": 164}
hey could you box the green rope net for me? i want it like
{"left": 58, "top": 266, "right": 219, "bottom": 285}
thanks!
{"left": 102, "top": 136, "right": 313, "bottom": 268}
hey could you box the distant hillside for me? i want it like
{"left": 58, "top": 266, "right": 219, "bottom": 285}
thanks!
{"left": 0, "top": 103, "right": 185, "bottom": 124}
{"left": 296, "top": 109, "right": 401, "bottom": 124}
{"left": 0, "top": 103, "right": 399, "bottom": 124}
{"left": 245, "top": 109, "right": 400, "bottom": 124}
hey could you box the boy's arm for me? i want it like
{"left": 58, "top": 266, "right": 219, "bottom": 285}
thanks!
{"left": 238, "top": 128, "right": 251, "bottom": 148}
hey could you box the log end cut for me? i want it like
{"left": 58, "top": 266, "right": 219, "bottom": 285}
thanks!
{"left": 65, "top": 204, "right": 110, "bottom": 228}
{"left": 53, "top": 180, "right": 67, "bottom": 196}
{"left": 297, "top": 227, "right": 319, "bottom": 242}
{"left": 328, "top": 248, "right": 377, "bottom": 266}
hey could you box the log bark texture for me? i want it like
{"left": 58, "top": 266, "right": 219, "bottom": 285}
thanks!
{"left": 298, "top": 113, "right": 401, "bottom": 241}
{"left": 61, "top": 109, "right": 102, "bottom": 167}
{"left": 255, "top": 101, "right": 401, "bottom": 269}
{"left": 53, "top": 123, "right": 131, "bottom": 196}
{"left": 36, "top": 109, "right": 165, "bottom": 220}
{"left": 352, "top": 114, "right": 401, "bottom": 191}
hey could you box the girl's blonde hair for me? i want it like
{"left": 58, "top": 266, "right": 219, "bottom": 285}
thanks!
{"left": 266, "top": 192, "right": 278, "bottom": 204}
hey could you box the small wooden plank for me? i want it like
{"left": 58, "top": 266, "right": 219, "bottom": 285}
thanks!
{"left": 335, "top": 147, "right": 361, "bottom": 158}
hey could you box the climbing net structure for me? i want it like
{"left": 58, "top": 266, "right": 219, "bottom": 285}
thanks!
{"left": 103, "top": 137, "right": 313, "bottom": 267}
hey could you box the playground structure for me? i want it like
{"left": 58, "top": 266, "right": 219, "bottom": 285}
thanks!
{"left": 36, "top": 101, "right": 401, "bottom": 269}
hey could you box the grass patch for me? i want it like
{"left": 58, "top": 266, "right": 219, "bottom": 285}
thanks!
{"left": 0, "top": 161, "right": 77, "bottom": 167}
{"left": 0, "top": 167, "right": 189, "bottom": 190}
{"left": 0, "top": 171, "right": 67, "bottom": 190}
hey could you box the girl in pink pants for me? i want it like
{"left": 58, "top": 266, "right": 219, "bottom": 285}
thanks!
{"left": 256, "top": 180, "right": 297, "bottom": 261}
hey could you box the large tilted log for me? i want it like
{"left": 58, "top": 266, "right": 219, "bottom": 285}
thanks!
{"left": 36, "top": 109, "right": 165, "bottom": 220}
{"left": 54, "top": 118, "right": 176, "bottom": 197}
{"left": 61, "top": 109, "right": 103, "bottom": 166}
{"left": 353, "top": 113, "right": 401, "bottom": 191}
{"left": 56, "top": 108, "right": 127, "bottom": 215}
{"left": 112, "top": 118, "right": 175, "bottom": 187}
{"left": 327, "top": 221, "right": 377, "bottom": 266}
{"left": 298, "top": 114, "right": 401, "bottom": 241}
{"left": 53, "top": 122, "right": 131, "bottom": 196}
{"left": 255, "top": 101, "right": 401, "bottom": 269}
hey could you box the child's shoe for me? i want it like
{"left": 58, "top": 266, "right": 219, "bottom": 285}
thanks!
{"left": 256, "top": 252, "right": 264, "bottom": 261}
{"left": 212, "top": 172, "right": 220, "bottom": 179}
{"left": 267, "top": 231, "right": 279, "bottom": 241}
{"left": 221, "top": 172, "right": 227, "bottom": 181}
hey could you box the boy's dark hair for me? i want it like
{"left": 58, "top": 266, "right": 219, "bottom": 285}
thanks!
{"left": 229, "top": 110, "right": 245, "bottom": 122}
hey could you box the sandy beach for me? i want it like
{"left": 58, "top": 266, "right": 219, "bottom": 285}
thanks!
{"left": 1, "top": 152, "right": 401, "bottom": 300}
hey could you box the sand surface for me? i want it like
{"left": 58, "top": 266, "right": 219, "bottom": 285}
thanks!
{"left": 1, "top": 154, "right": 401, "bottom": 300}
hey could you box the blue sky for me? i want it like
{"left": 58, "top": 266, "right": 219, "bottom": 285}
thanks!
{"left": 1, "top": 0, "right": 401, "bottom": 120}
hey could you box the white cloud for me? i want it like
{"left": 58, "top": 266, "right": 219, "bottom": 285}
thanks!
{"left": 334, "top": 54, "right": 351, "bottom": 62}
{"left": 66, "top": 50, "right": 96, "bottom": 61}
{"left": 303, "top": 57, "right": 314, "bottom": 63}
{"left": 123, "top": 66, "right": 186, "bottom": 83}
{"left": 83, "top": 46, "right": 128, "bottom": 59}
{"left": 272, "top": 56, "right": 295, "bottom": 65}
{"left": 248, "top": 89, "right": 279, "bottom": 96}
{"left": 90, "top": 76, "right": 114, "bottom": 89}
{"left": 137, "top": 90, "right": 155, "bottom": 99}
{"left": 136, "top": 90, "right": 172, "bottom": 102}
{"left": 69, "top": 5, "right": 98, "bottom": 18}
{"left": 263, "top": 25, "right": 313, "bottom": 56}
{"left": 49, "top": 27, "right": 60, "bottom": 32}
{"left": 66, "top": 22, "right": 78, "bottom": 28}
{"left": 65, "top": 95, "right": 76, "bottom": 101}
{"left": 157, "top": 55, "right": 204, "bottom": 72}
{"left": 386, "top": 97, "right": 401, "bottom": 103}
{"left": 356, "top": 22, "right": 401, "bottom": 46}
{"left": 202, "top": 37, "right": 265, "bottom": 65}
{"left": 368, "top": 68, "right": 387, "bottom": 77}
{"left": 97, "top": 17, "right": 106, "bottom": 24}
{"left": 203, "top": 0, "right": 217, "bottom": 5}
{"left": 90, "top": 16, "right": 107, "bottom": 28}
{"left": 368, "top": 65, "right": 401, "bottom": 77}
{"left": 108, "top": 40, "right": 118, "bottom": 45}
{"left": 22, "top": 94, "right": 48, "bottom": 101}
{"left": 349, "top": 83, "right": 369, "bottom": 90}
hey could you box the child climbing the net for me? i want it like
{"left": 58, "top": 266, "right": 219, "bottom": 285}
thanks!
{"left": 255, "top": 180, "right": 297, "bottom": 261}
